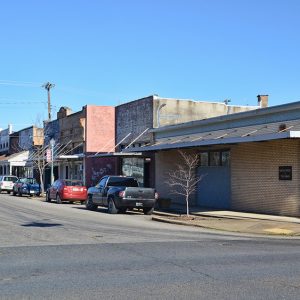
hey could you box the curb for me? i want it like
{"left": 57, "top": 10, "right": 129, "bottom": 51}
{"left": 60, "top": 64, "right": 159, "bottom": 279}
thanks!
{"left": 151, "top": 215, "right": 300, "bottom": 237}
{"left": 152, "top": 215, "right": 206, "bottom": 228}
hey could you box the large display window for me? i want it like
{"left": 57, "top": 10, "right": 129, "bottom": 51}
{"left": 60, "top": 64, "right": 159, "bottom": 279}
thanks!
{"left": 121, "top": 158, "right": 144, "bottom": 186}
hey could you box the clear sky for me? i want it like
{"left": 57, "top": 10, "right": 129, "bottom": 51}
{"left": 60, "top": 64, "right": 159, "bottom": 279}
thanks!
{"left": 1, "top": 0, "right": 300, "bottom": 131}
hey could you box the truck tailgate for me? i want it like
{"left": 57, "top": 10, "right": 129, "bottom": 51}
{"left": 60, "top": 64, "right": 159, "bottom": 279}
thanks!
{"left": 124, "top": 187, "right": 155, "bottom": 200}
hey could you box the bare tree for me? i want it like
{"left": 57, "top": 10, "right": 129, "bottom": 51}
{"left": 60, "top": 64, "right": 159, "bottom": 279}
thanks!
{"left": 28, "top": 141, "right": 83, "bottom": 195}
{"left": 165, "top": 150, "right": 202, "bottom": 216}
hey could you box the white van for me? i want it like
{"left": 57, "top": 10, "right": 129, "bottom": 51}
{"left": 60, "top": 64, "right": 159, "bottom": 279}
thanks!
{"left": 0, "top": 175, "right": 18, "bottom": 194}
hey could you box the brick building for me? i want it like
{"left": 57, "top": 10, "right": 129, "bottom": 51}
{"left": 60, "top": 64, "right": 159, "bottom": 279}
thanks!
{"left": 126, "top": 96, "right": 300, "bottom": 217}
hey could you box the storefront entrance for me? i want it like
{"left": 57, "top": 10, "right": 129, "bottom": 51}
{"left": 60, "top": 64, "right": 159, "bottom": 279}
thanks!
{"left": 197, "top": 150, "right": 231, "bottom": 209}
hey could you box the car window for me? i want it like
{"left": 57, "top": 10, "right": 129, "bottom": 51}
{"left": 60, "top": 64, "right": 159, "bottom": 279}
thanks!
{"left": 24, "top": 178, "right": 37, "bottom": 184}
{"left": 56, "top": 181, "right": 62, "bottom": 188}
{"left": 4, "top": 176, "right": 18, "bottom": 182}
{"left": 107, "top": 177, "right": 139, "bottom": 187}
{"left": 98, "top": 178, "right": 107, "bottom": 189}
{"left": 64, "top": 181, "right": 83, "bottom": 186}
{"left": 53, "top": 180, "right": 58, "bottom": 188}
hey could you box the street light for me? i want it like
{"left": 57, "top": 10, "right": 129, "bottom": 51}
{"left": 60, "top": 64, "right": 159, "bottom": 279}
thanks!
{"left": 50, "top": 138, "right": 55, "bottom": 184}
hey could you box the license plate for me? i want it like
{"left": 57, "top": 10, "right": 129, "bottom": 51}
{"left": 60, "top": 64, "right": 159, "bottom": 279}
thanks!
{"left": 73, "top": 188, "right": 79, "bottom": 191}
{"left": 136, "top": 202, "right": 143, "bottom": 207}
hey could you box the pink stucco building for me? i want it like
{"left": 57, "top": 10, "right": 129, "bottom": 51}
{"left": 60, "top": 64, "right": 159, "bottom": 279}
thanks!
{"left": 44, "top": 105, "right": 116, "bottom": 187}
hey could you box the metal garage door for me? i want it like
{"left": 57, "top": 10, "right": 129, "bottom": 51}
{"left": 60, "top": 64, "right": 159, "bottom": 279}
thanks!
{"left": 197, "top": 166, "right": 231, "bottom": 209}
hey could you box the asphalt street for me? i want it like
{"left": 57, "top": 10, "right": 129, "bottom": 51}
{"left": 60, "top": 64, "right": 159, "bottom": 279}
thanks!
{"left": 0, "top": 193, "right": 300, "bottom": 300}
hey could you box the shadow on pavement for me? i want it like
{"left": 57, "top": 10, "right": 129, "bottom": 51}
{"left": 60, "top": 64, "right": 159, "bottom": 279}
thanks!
{"left": 21, "top": 222, "right": 62, "bottom": 228}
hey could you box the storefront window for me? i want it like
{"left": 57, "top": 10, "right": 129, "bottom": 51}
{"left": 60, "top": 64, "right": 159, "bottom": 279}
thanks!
{"left": 199, "top": 150, "right": 230, "bottom": 167}
{"left": 122, "top": 158, "right": 144, "bottom": 186}
{"left": 200, "top": 152, "right": 209, "bottom": 166}
{"left": 221, "top": 151, "right": 230, "bottom": 166}
{"left": 209, "top": 151, "right": 220, "bottom": 166}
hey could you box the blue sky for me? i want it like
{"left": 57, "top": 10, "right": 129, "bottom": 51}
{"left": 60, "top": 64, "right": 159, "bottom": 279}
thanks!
{"left": 1, "top": 0, "right": 300, "bottom": 130}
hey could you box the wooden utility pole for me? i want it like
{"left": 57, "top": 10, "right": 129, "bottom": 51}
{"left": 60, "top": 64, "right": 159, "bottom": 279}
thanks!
{"left": 42, "top": 82, "right": 55, "bottom": 121}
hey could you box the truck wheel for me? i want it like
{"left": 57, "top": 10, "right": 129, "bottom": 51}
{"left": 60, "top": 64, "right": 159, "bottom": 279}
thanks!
{"left": 108, "top": 198, "right": 118, "bottom": 214}
{"left": 86, "top": 195, "right": 97, "bottom": 211}
{"left": 143, "top": 207, "right": 154, "bottom": 215}
{"left": 56, "top": 194, "right": 62, "bottom": 204}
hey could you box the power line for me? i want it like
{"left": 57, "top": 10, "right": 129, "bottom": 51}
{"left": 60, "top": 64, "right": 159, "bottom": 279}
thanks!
{"left": 0, "top": 80, "right": 42, "bottom": 87}
{"left": 0, "top": 101, "right": 46, "bottom": 105}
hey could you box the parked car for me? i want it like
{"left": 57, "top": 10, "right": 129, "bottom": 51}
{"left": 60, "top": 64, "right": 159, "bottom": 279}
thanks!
{"left": 86, "top": 175, "right": 158, "bottom": 214}
{"left": 12, "top": 177, "right": 41, "bottom": 196}
{"left": 46, "top": 179, "right": 87, "bottom": 204}
{"left": 0, "top": 175, "right": 18, "bottom": 194}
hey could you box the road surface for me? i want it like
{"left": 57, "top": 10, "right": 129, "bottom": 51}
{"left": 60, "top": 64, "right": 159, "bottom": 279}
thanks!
{"left": 0, "top": 193, "right": 299, "bottom": 299}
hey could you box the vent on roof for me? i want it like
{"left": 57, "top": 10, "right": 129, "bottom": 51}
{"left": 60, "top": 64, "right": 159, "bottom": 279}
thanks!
{"left": 278, "top": 124, "right": 287, "bottom": 132}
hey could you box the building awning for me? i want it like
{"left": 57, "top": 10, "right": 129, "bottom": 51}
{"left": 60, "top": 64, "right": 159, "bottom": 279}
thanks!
{"left": 57, "top": 153, "right": 85, "bottom": 160}
{"left": 0, "top": 151, "right": 29, "bottom": 165}
{"left": 89, "top": 152, "right": 144, "bottom": 158}
{"left": 123, "top": 119, "right": 300, "bottom": 152}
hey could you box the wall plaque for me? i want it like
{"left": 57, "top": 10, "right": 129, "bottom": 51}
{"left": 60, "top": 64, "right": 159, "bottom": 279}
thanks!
{"left": 279, "top": 166, "right": 292, "bottom": 180}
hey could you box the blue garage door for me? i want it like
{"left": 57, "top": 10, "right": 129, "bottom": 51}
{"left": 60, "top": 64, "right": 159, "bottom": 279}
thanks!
{"left": 196, "top": 150, "right": 231, "bottom": 209}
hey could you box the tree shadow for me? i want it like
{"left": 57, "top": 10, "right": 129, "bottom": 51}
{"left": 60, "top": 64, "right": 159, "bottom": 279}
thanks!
{"left": 21, "top": 222, "right": 62, "bottom": 227}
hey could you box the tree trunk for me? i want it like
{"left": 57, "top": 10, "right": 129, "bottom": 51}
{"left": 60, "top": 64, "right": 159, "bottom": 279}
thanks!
{"left": 186, "top": 194, "right": 189, "bottom": 216}
{"left": 39, "top": 170, "right": 44, "bottom": 195}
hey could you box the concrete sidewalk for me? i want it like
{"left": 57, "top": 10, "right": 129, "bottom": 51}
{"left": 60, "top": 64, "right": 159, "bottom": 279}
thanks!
{"left": 153, "top": 204, "right": 300, "bottom": 237}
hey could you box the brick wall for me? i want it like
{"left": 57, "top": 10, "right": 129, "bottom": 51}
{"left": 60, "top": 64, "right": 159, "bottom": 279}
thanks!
{"left": 116, "top": 97, "right": 153, "bottom": 146}
{"left": 84, "top": 156, "right": 117, "bottom": 187}
{"left": 231, "top": 139, "right": 300, "bottom": 216}
{"left": 155, "top": 149, "right": 198, "bottom": 205}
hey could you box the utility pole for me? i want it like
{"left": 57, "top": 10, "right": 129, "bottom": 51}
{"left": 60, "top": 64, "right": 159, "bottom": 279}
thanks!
{"left": 42, "top": 82, "right": 55, "bottom": 121}
{"left": 224, "top": 99, "right": 231, "bottom": 105}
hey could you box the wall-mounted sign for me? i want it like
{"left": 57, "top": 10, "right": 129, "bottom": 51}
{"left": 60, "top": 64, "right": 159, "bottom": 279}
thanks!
{"left": 279, "top": 166, "right": 292, "bottom": 180}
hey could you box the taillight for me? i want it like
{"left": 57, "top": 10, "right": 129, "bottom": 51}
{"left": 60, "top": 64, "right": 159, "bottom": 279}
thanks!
{"left": 119, "top": 191, "right": 125, "bottom": 198}
{"left": 63, "top": 187, "right": 68, "bottom": 191}
{"left": 155, "top": 192, "right": 159, "bottom": 200}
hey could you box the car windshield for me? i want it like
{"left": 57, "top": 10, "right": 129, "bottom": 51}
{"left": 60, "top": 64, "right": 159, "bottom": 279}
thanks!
{"left": 5, "top": 177, "right": 17, "bottom": 182}
{"left": 20, "top": 178, "right": 37, "bottom": 184}
{"left": 107, "top": 177, "right": 139, "bottom": 187}
{"left": 64, "top": 180, "right": 83, "bottom": 187}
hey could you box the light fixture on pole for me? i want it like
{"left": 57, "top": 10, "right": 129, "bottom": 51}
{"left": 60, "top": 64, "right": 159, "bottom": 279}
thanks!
{"left": 50, "top": 138, "right": 55, "bottom": 184}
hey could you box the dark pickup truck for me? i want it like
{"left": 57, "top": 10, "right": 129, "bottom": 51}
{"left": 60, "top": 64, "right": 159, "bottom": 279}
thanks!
{"left": 86, "top": 176, "right": 158, "bottom": 215}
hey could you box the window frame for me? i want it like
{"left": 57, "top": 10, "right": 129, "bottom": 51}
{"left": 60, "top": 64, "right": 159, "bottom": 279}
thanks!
{"left": 199, "top": 149, "right": 230, "bottom": 167}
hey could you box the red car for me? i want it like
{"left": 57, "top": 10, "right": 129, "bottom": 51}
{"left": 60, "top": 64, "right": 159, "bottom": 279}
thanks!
{"left": 46, "top": 179, "right": 87, "bottom": 204}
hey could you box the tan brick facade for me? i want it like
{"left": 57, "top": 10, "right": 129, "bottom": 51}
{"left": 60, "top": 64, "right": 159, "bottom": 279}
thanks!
{"left": 231, "top": 140, "right": 300, "bottom": 217}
